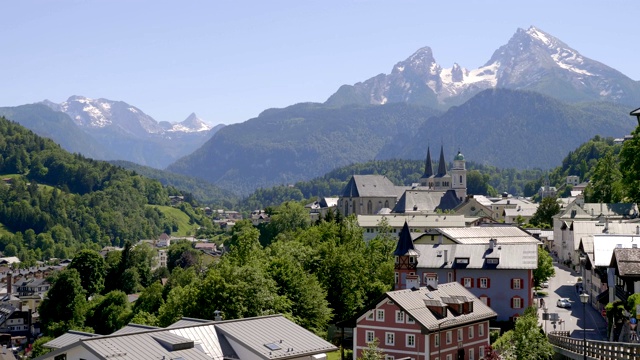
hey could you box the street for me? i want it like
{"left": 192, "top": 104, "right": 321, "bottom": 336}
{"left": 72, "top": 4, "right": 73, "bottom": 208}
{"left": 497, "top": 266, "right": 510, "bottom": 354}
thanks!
{"left": 537, "top": 260, "right": 608, "bottom": 340}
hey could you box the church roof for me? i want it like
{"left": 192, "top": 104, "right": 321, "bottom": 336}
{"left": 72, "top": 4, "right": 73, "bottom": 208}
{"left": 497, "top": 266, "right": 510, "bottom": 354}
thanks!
{"left": 436, "top": 190, "right": 462, "bottom": 211}
{"left": 392, "top": 190, "right": 445, "bottom": 213}
{"left": 423, "top": 147, "right": 434, "bottom": 178}
{"left": 394, "top": 222, "right": 416, "bottom": 256}
{"left": 340, "top": 175, "right": 398, "bottom": 198}
{"left": 436, "top": 145, "right": 447, "bottom": 177}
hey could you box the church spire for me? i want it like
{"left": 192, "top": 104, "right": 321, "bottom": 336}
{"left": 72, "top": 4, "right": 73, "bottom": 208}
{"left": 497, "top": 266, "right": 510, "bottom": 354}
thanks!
{"left": 437, "top": 145, "right": 447, "bottom": 177}
{"left": 423, "top": 146, "right": 434, "bottom": 178}
{"left": 394, "top": 222, "right": 415, "bottom": 256}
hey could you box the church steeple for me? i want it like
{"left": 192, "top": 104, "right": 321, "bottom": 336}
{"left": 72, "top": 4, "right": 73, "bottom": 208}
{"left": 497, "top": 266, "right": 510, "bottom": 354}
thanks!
{"left": 423, "top": 146, "right": 434, "bottom": 178}
{"left": 436, "top": 145, "right": 447, "bottom": 177}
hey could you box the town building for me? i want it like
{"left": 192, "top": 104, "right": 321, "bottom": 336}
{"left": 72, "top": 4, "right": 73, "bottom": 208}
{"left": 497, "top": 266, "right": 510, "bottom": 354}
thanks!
{"left": 352, "top": 282, "right": 496, "bottom": 360}
{"left": 394, "top": 223, "right": 539, "bottom": 321}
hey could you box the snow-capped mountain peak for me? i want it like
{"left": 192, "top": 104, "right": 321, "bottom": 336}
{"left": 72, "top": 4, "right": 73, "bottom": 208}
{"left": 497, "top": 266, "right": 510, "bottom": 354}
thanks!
{"left": 165, "top": 113, "right": 212, "bottom": 133}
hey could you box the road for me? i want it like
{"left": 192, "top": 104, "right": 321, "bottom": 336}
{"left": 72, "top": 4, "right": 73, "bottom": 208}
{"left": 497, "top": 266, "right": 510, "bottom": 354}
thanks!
{"left": 537, "top": 260, "right": 608, "bottom": 340}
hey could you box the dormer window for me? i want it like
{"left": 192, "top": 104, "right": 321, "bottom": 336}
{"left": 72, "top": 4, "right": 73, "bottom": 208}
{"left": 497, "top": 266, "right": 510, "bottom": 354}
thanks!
{"left": 409, "top": 256, "right": 416, "bottom": 264}
{"left": 455, "top": 258, "right": 469, "bottom": 264}
{"left": 486, "top": 258, "right": 499, "bottom": 265}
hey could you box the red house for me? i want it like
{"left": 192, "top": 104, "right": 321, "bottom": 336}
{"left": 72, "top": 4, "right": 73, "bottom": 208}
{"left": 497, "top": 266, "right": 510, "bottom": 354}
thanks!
{"left": 353, "top": 282, "right": 496, "bottom": 360}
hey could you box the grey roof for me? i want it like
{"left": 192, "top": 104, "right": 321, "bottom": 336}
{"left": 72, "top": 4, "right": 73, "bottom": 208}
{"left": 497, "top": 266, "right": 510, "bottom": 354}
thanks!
{"left": 415, "top": 243, "right": 538, "bottom": 270}
{"left": 168, "top": 317, "right": 214, "bottom": 328}
{"left": 581, "top": 203, "right": 638, "bottom": 218}
{"left": 436, "top": 226, "right": 540, "bottom": 244}
{"left": 611, "top": 248, "right": 640, "bottom": 277}
{"left": 393, "top": 190, "right": 445, "bottom": 213}
{"left": 341, "top": 175, "right": 399, "bottom": 198}
{"left": 572, "top": 221, "right": 640, "bottom": 251}
{"left": 111, "top": 323, "right": 161, "bottom": 335}
{"left": 215, "top": 315, "right": 337, "bottom": 360}
{"left": 436, "top": 190, "right": 462, "bottom": 212}
{"left": 43, "top": 330, "right": 100, "bottom": 349}
{"left": 35, "top": 315, "right": 333, "bottom": 360}
{"left": 394, "top": 222, "right": 416, "bottom": 256}
{"left": 386, "top": 283, "right": 497, "bottom": 332}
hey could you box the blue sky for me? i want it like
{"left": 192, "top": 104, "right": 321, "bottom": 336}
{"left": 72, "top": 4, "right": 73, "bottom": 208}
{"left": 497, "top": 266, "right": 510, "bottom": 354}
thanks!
{"left": 1, "top": 0, "right": 638, "bottom": 126}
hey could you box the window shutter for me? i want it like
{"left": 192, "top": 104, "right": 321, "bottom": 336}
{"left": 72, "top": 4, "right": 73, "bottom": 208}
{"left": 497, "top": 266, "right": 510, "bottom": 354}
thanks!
{"left": 511, "top": 297, "right": 514, "bottom": 308}
{"left": 477, "top": 278, "right": 481, "bottom": 287}
{"left": 510, "top": 279, "right": 514, "bottom": 289}
{"left": 487, "top": 278, "right": 491, "bottom": 288}
{"left": 487, "top": 297, "right": 491, "bottom": 307}
{"left": 520, "top": 278, "right": 525, "bottom": 289}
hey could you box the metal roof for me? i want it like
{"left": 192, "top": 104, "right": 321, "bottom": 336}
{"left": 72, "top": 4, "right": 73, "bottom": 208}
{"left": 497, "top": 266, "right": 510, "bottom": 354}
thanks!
{"left": 436, "top": 226, "right": 540, "bottom": 244}
{"left": 386, "top": 283, "right": 497, "bottom": 332}
{"left": 169, "top": 324, "right": 236, "bottom": 360}
{"left": 111, "top": 323, "right": 161, "bottom": 335}
{"left": 168, "top": 317, "right": 214, "bottom": 328}
{"left": 341, "top": 175, "right": 399, "bottom": 198}
{"left": 357, "top": 214, "right": 466, "bottom": 228}
{"left": 415, "top": 243, "right": 538, "bottom": 269}
{"left": 592, "top": 234, "right": 640, "bottom": 267}
{"left": 215, "top": 315, "right": 337, "bottom": 360}
{"left": 572, "top": 221, "right": 640, "bottom": 251}
{"left": 43, "top": 330, "right": 99, "bottom": 349}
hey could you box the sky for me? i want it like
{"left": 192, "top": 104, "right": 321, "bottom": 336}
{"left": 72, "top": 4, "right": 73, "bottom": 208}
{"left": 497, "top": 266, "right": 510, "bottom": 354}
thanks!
{"left": 1, "top": 0, "right": 638, "bottom": 126}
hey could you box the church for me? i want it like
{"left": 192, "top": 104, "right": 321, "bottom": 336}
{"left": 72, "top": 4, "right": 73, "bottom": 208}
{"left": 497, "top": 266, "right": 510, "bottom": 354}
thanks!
{"left": 338, "top": 146, "right": 467, "bottom": 216}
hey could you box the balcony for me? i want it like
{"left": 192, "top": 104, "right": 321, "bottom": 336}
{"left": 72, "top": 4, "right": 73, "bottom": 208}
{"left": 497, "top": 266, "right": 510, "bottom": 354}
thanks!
{"left": 615, "top": 285, "right": 631, "bottom": 303}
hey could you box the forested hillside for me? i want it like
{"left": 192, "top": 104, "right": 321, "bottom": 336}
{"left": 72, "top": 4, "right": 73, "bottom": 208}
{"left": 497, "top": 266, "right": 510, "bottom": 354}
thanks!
{"left": 0, "top": 117, "right": 205, "bottom": 265}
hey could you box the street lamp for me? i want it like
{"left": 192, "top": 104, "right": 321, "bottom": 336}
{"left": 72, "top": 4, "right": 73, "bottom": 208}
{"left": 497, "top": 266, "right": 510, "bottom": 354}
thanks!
{"left": 543, "top": 306, "right": 548, "bottom": 334}
{"left": 437, "top": 318, "right": 454, "bottom": 360}
{"left": 580, "top": 292, "right": 589, "bottom": 360}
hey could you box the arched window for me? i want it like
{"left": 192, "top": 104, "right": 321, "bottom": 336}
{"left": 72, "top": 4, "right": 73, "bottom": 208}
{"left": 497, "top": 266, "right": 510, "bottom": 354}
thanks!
{"left": 367, "top": 200, "right": 373, "bottom": 214}
{"left": 345, "top": 202, "right": 349, "bottom": 215}
{"left": 460, "top": 175, "right": 463, "bottom": 184}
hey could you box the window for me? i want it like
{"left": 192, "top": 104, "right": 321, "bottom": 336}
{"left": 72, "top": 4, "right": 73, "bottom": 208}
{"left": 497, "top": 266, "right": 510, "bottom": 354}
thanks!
{"left": 366, "top": 311, "right": 374, "bottom": 321}
{"left": 455, "top": 258, "right": 469, "bottom": 264}
{"left": 457, "top": 328, "right": 463, "bottom": 341}
{"left": 385, "top": 332, "right": 395, "bottom": 346}
{"left": 479, "top": 278, "right": 489, "bottom": 288}
{"left": 469, "top": 325, "right": 474, "bottom": 339}
{"left": 486, "top": 258, "right": 499, "bottom": 264}
{"left": 446, "top": 331, "right": 452, "bottom": 344}
{"left": 478, "top": 324, "right": 485, "bottom": 337}
{"left": 479, "top": 345, "right": 485, "bottom": 358}
{"left": 512, "top": 278, "right": 522, "bottom": 289}
{"left": 395, "top": 272, "right": 399, "bottom": 285}
{"left": 385, "top": 356, "right": 394, "bottom": 360}
{"left": 446, "top": 355, "right": 452, "bottom": 360}
{"left": 469, "top": 348, "right": 474, "bottom": 360}
{"left": 377, "top": 309, "right": 385, "bottom": 321}
{"left": 512, "top": 297, "right": 522, "bottom": 309}
{"left": 406, "top": 315, "right": 415, "bottom": 324}
{"left": 434, "top": 333, "right": 440, "bottom": 347}
{"left": 447, "top": 272, "right": 453, "bottom": 282}
{"left": 406, "top": 334, "right": 415, "bottom": 347}
{"left": 396, "top": 310, "right": 405, "bottom": 323}
{"left": 366, "top": 331, "right": 375, "bottom": 343}
{"left": 463, "top": 278, "right": 473, "bottom": 288}
{"left": 479, "top": 295, "right": 490, "bottom": 307}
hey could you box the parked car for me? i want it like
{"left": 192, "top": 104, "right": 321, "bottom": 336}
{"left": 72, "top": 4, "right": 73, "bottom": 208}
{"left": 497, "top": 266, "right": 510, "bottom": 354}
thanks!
{"left": 541, "top": 281, "right": 549, "bottom": 288}
{"left": 557, "top": 298, "right": 571, "bottom": 308}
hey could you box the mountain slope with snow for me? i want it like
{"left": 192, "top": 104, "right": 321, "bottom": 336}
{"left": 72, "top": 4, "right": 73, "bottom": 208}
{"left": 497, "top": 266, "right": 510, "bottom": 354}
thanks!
{"left": 326, "top": 26, "right": 640, "bottom": 108}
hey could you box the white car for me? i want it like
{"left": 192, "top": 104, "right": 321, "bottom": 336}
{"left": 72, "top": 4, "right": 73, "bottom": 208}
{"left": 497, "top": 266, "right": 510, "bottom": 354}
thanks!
{"left": 557, "top": 298, "right": 571, "bottom": 308}
{"left": 541, "top": 281, "right": 549, "bottom": 288}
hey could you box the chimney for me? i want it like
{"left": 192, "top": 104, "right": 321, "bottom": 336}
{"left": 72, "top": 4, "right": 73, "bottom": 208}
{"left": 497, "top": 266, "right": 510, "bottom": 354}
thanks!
{"left": 489, "top": 238, "right": 496, "bottom": 250}
{"left": 604, "top": 217, "right": 609, "bottom": 233}
{"left": 636, "top": 225, "right": 639, "bottom": 235}
{"left": 6, "top": 272, "right": 12, "bottom": 295}
{"left": 443, "top": 250, "right": 448, "bottom": 264}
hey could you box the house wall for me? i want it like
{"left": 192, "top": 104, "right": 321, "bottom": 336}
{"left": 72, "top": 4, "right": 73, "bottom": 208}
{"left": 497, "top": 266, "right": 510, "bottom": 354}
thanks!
{"left": 417, "top": 269, "right": 533, "bottom": 321}
{"left": 354, "top": 300, "right": 491, "bottom": 360}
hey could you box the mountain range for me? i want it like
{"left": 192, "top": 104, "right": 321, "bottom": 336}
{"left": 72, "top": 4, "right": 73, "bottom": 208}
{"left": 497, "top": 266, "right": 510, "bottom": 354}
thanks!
{"left": 2, "top": 26, "right": 638, "bottom": 197}
{"left": 0, "top": 96, "right": 225, "bottom": 168}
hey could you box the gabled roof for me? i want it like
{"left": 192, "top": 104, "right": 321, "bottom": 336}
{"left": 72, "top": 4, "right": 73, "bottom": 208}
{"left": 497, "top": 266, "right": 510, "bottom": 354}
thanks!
{"left": 394, "top": 222, "right": 417, "bottom": 256}
{"left": 392, "top": 190, "right": 445, "bottom": 213}
{"left": 386, "top": 283, "right": 496, "bottom": 332}
{"left": 581, "top": 203, "right": 638, "bottom": 218}
{"left": 111, "top": 323, "right": 161, "bottom": 335}
{"left": 556, "top": 202, "right": 592, "bottom": 220}
{"left": 341, "top": 175, "right": 399, "bottom": 198}
{"left": 436, "top": 190, "right": 462, "bottom": 212}
{"left": 43, "top": 330, "right": 100, "bottom": 349}
{"left": 435, "top": 226, "right": 540, "bottom": 244}
{"left": 611, "top": 248, "right": 640, "bottom": 277}
{"left": 415, "top": 243, "right": 538, "bottom": 270}
{"left": 592, "top": 234, "right": 640, "bottom": 267}
{"left": 36, "top": 315, "right": 336, "bottom": 360}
